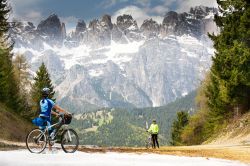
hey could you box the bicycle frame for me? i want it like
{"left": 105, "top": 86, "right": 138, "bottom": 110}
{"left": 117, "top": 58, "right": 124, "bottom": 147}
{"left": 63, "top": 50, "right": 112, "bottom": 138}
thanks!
{"left": 66, "top": 130, "right": 72, "bottom": 142}
{"left": 38, "top": 117, "right": 64, "bottom": 139}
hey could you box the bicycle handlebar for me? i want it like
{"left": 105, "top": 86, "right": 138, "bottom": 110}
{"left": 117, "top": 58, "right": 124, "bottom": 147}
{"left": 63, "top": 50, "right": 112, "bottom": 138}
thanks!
{"left": 58, "top": 112, "right": 73, "bottom": 117}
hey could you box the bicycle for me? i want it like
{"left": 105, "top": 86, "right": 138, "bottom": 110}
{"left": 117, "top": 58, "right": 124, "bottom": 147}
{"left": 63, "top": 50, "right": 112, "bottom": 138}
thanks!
{"left": 145, "top": 131, "right": 152, "bottom": 149}
{"left": 26, "top": 114, "right": 79, "bottom": 153}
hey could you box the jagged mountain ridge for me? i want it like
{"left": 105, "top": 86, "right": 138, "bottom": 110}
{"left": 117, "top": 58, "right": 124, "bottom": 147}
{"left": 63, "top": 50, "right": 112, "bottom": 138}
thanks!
{"left": 11, "top": 6, "right": 217, "bottom": 112}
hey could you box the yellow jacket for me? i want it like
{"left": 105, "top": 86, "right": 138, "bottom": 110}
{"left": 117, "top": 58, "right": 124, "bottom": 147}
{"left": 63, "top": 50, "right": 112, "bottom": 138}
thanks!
{"left": 148, "top": 123, "right": 159, "bottom": 134}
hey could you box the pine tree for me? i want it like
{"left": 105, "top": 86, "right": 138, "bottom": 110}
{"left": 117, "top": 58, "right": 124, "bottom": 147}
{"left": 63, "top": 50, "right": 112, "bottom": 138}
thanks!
{"left": 31, "top": 62, "right": 55, "bottom": 116}
{"left": 0, "top": 0, "right": 23, "bottom": 112}
{"left": 170, "top": 111, "right": 189, "bottom": 146}
{"left": 12, "top": 54, "right": 32, "bottom": 117}
{"left": 0, "top": 0, "right": 10, "bottom": 44}
{"left": 0, "top": 0, "right": 11, "bottom": 101}
{"left": 0, "top": 48, "right": 9, "bottom": 101}
{"left": 13, "top": 54, "right": 31, "bottom": 92}
{"left": 207, "top": 0, "right": 250, "bottom": 121}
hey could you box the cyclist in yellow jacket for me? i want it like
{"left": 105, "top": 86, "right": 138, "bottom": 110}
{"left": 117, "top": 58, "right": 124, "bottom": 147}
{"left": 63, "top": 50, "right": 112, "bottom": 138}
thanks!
{"left": 147, "top": 119, "right": 159, "bottom": 148}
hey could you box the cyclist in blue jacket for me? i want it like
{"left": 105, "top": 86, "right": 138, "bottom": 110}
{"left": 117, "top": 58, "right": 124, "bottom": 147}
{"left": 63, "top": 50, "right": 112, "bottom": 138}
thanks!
{"left": 40, "top": 87, "right": 69, "bottom": 150}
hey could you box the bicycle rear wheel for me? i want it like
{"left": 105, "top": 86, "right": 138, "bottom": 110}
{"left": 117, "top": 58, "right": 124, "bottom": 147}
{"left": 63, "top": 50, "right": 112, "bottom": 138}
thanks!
{"left": 26, "top": 129, "right": 47, "bottom": 153}
{"left": 61, "top": 129, "right": 79, "bottom": 153}
{"left": 145, "top": 141, "right": 149, "bottom": 149}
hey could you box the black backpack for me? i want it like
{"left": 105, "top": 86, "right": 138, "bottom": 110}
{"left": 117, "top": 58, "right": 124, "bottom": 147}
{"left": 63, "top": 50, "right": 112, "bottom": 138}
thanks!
{"left": 63, "top": 114, "right": 72, "bottom": 124}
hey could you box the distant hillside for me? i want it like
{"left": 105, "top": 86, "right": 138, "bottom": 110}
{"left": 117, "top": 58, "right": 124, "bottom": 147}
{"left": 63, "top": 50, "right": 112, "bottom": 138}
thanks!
{"left": 72, "top": 91, "right": 197, "bottom": 146}
{"left": 0, "top": 103, "right": 33, "bottom": 142}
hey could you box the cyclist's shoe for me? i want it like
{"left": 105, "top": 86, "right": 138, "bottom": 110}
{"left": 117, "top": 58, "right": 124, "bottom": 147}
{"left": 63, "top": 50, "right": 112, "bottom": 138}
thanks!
{"left": 49, "top": 138, "right": 56, "bottom": 146}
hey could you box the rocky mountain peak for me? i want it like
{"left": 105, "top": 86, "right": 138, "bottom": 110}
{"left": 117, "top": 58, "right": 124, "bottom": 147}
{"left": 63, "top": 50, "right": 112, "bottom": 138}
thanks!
{"left": 117, "top": 14, "right": 138, "bottom": 31}
{"left": 190, "top": 6, "right": 218, "bottom": 19}
{"left": 161, "top": 7, "right": 217, "bottom": 37}
{"left": 75, "top": 20, "right": 86, "bottom": 35}
{"left": 24, "top": 22, "right": 36, "bottom": 31}
{"left": 163, "top": 11, "right": 179, "bottom": 26}
{"left": 13, "top": 21, "right": 36, "bottom": 33}
{"left": 37, "top": 14, "right": 65, "bottom": 44}
{"left": 48, "top": 14, "right": 59, "bottom": 19}
{"left": 61, "top": 22, "right": 66, "bottom": 38}
{"left": 88, "top": 19, "right": 100, "bottom": 31}
{"left": 140, "top": 18, "right": 160, "bottom": 37}
{"left": 37, "top": 14, "right": 61, "bottom": 32}
{"left": 101, "top": 14, "right": 113, "bottom": 30}
{"left": 141, "top": 19, "right": 159, "bottom": 30}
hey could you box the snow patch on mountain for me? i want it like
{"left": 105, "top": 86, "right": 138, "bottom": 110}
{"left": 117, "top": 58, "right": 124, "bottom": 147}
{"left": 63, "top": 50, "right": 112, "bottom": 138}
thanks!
{"left": 89, "top": 69, "right": 104, "bottom": 77}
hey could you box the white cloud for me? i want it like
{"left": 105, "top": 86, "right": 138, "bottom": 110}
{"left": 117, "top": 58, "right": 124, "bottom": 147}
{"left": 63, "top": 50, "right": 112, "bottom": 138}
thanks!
{"left": 162, "top": 0, "right": 177, "bottom": 7}
{"left": 148, "top": 5, "right": 169, "bottom": 15}
{"left": 101, "top": 0, "right": 151, "bottom": 9}
{"left": 101, "top": 0, "right": 129, "bottom": 9}
{"left": 10, "top": 10, "right": 42, "bottom": 24}
{"left": 24, "top": 11, "right": 42, "bottom": 20}
{"left": 101, "top": 0, "right": 117, "bottom": 8}
{"left": 9, "top": 0, "right": 43, "bottom": 23}
{"left": 61, "top": 16, "right": 79, "bottom": 24}
{"left": 134, "top": 0, "right": 151, "bottom": 7}
{"left": 10, "top": 0, "right": 42, "bottom": 10}
{"left": 112, "top": 5, "right": 164, "bottom": 27}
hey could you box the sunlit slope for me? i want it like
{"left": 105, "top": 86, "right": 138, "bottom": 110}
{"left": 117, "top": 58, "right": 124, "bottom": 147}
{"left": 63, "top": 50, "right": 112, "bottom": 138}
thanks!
{"left": 0, "top": 103, "right": 33, "bottom": 141}
{"left": 208, "top": 112, "right": 250, "bottom": 145}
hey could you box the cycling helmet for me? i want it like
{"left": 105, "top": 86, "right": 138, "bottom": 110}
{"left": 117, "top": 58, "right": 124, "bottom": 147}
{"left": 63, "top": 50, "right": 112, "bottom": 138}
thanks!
{"left": 42, "top": 87, "right": 50, "bottom": 97}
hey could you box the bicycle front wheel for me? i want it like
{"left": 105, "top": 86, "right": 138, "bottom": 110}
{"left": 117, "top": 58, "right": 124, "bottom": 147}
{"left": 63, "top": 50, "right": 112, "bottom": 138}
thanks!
{"left": 26, "top": 129, "right": 47, "bottom": 153}
{"left": 61, "top": 129, "right": 79, "bottom": 153}
{"left": 145, "top": 141, "right": 149, "bottom": 149}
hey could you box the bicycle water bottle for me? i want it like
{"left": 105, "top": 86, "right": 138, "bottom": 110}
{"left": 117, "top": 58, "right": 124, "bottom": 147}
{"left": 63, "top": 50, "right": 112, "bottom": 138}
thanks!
{"left": 50, "top": 129, "right": 56, "bottom": 139}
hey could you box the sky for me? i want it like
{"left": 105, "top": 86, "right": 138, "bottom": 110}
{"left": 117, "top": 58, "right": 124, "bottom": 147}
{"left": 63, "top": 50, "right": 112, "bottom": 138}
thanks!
{"left": 9, "top": 0, "right": 217, "bottom": 32}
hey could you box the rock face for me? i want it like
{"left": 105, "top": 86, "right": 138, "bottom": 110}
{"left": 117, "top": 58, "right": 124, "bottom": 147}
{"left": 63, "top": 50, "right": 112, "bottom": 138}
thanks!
{"left": 75, "top": 20, "right": 86, "bottom": 35}
{"left": 190, "top": 6, "right": 217, "bottom": 19}
{"left": 61, "top": 23, "right": 66, "bottom": 39}
{"left": 140, "top": 19, "right": 160, "bottom": 38}
{"left": 101, "top": 15, "right": 113, "bottom": 30}
{"left": 71, "top": 20, "right": 87, "bottom": 44}
{"left": 24, "top": 22, "right": 36, "bottom": 31}
{"left": 116, "top": 14, "right": 141, "bottom": 42}
{"left": 161, "top": 6, "right": 217, "bottom": 37}
{"left": 37, "top": 14, "right": 65, "bottom": 45}
{"left": 11, "top": 6, "right": 218, "bottom": 112}
{"left": 117, "top": 14, "right": 138, "bottom": 31}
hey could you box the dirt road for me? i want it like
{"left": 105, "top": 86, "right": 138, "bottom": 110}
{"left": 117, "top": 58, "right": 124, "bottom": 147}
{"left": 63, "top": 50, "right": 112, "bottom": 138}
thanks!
{"left": 77, "top": 144, "right": 250, "bottom": 164}
{"left": 1, "top": 140, "right": 249, "bottom": 164}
